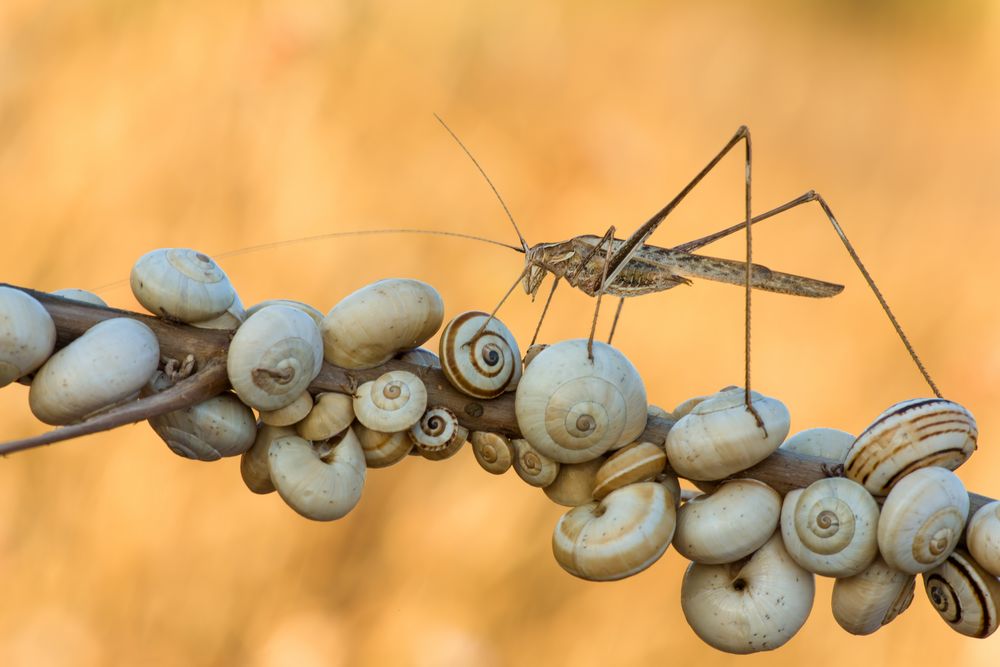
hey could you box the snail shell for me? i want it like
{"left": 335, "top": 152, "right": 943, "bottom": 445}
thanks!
{"left": 671, "top": 394, "right": 711, "bottom": 420}
{"left": 354, "top": 422, "right": 413, "bottom": 468}
{"left": 130, "top": 248, "right": 236, "bottom": 322}
{"left": 592, "top": 441, "right": 666, "bottom": 500}
{"left": 246, "top": 299, "right": 325, "bottom": 327}
{"left": 514, "top": 339, "right": 647, "bottom": 464}
{"left": 877, "top": 466, "right": 969, "bottom": 574}
{"left": 845, "top": 398, "right": 977, "bottom": 496}
{"left": 268, "top": 429, "right": 366, "bottom": 521}
{"left": 439, "top": 311, "right": 521, "bottom": 398}
{"left": 666, "top": 387, "right": 790, "bottom": 481}
{"left": 672, "top": 479, "right": 781, "bottom": 564}
{"left": 831, "top": 555, "right": 915, "bottom": 635}
{"left": 321, "top": 278, "right": 444, "bottom": 369}
{"left": 512, "top": 438, "right": 560, "bottom": 488}
{"left": 240, "top": 423, "right": 296, "bottom": 494}
{"left": 296, "top": 392, "right": 354, "bottom": 441}
{"left": 397, "top": 347, "right": 441, "bottom": 369}
{"left": 967, "top": 501, "right": 1000, "bottom": 577}
{"left": 647, "top": 404, "right": 672, "bottom": 421}
{"left": 470, "top": 431, "right": 514, "bottom": 474}
{"left": 680, "top": 532, "right": 815, "bottom": 654}
{"left": 51, "top": 288, "right": 107, "bottom": 307}
{"left": 227, "top": 305, "right": 324, "bottom": 411}
{"left": 0, "top": 287, "right": 57, "bottom": 388}
{"left": 780, "top": 478, "right": 880, "bottom": 577}
{"left": 924, "top": 548, "right": 1000, "bottom": 638}
{"left": 780, "top": 427, "right": 855, "bottom": 462}
{"left": 521, "top": 343, "right": 548, "bottom": 369}
{"left": 29, "top": 318, "right": 160, "bottom": 425}
{"left": 149, "top": 392, "right": 256, "bottom": 461}
{"left": 353, "top": 370, "right": 428, "bottom": 433}
{"left": 552, "top": 481, "right": 675, "bottom": 581}
{"left": 409, "top": 406, "right": 468, "bottom": 461}
{"left": 259, "top": 390, "right": 314, "bottom": 427}
{"left": 543, "top": 456, "right": 606, "bottom": 507}
{"left": 191, "top": 294, "right": 246, "bottom": 330}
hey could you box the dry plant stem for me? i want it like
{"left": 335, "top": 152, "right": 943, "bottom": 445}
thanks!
{"left": 1, "top": 284, "right": 994, "bottom": 518}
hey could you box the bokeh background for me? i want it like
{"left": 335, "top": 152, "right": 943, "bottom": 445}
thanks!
{"left": 1, "top": 0, "right": 999, "bottom": 665}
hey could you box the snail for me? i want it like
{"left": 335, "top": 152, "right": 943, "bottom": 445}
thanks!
{"left": 130, "top": 247, "right": 237, "bottom": 322}
{"left": 408, "top": 406, "right": 468, "bottom": 461}
{"left": 29, "top": 318, "right": 159, "bottom": 425}
{"left": 50, "top": 288, "right": 107, "bottom": 307}
{"left": 354, "top": 422, "right": 413, "bottom": 468}
{"left": 0, "top": 287, "right": 56, "bottom": 388}
{"left": 227, "top": 305, "right": 324, "bottom": 412}
{"left": 321, "top": 278, "right": 444, "bottom": 369}
{"left": 966, "top": 501, "right": 1000, "bottom": 577}
{"left": 672, "top": 479, "right": 781, "bottom": 564}
{"left": 397, "top": 347, "right": 441, "bottom": 369}
{"left": 521, "top": 343, "right": 548, "bottom": 369}
{"left": 514, "top": 339, "right": 647, "bottom": 464}
{"left": 831, "top": 555, "right": 915, "bottom": 635}
{"left": 512, "top": 438, "right": 560, "bottom": 488}
{"left": 246, "top": 299, "right": 325, "bottom": 327}
{"left": 190, "top": 295, "right": 246, "bottom": 330}
{"left": 924, "top": 548, "right": 1000, "bottom": 638}
{"left": 267, "top": 429, "right": 366, "bottom": 521}
{"left": 296, "top": 392, "right": 355, "bottom": 441}
{"left": 148, "top": 392, "right": 257, "bottom": 461}
{"left": 470, "top": 431, "right": 515, "bottom": 475}
{"left": 543, "top": 456, "right": 606, "bottom": 507}
{"left": 780, "top": 478, "right": 880, "bottom": 577}
{"left": 353, "top": 370, "right": 428, "bottom": 433}
{"left": 780, "top": 427, "right": 855, "bottom": 462}
{"left": 666, "top": 387, "right": 790, "bottom": 481}
{"left": 259, "top": 390, "right": 314, "bottom": 427}
{"left": 240, "top": 423, "right": 296, "bottom": 494}
{"left": 877, "top": 466, "right": 969, "bottom": 574}
{"left": 844, "top": 398, "right": 977, "bottom": 496}
{"left": 592, "top": 441, "right": 666, "bottom": 500}
{"left": 680, "top": 532, "right": 815, "bottom": 654}
{"left": 552, "top": 481, "right": 675, "bottom": 581}
{"left": 439, "top": 311, "right": 521, "bottom": 398}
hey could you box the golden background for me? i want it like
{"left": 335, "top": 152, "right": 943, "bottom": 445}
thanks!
{"left": 1, "top": 0, "right": 999, "bottom": 664}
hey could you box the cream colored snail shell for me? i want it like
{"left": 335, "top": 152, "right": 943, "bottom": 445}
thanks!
{"left": 240, "top": 423, "right": 296, "bottom": 494}
{"left": 259, "top": 390, "right": 314, "bottom": 427}
{"left": 552, "top": 481, "right": 675, "bottom": 581}
{"left": 191, "top": 294, "right": 246, "bottom": 330}
{"left": 670, "top": 394, "right": 711, "bottom": 420}
{"left": 514, "top": 339, "right": 647, "bottom": 465}
{"left": 666, "top": 387, "right": 790, "bottom": 481}
{"left": 296, "top": 392, "right": 354, "bottom": 441}
{"left": 512, "top": 438, "right": 560, "bottom": 488}
{"left": 29, "top": 318, "right": 160, "bottom": 425}
{"left": 521, "top": 343, "right": 548, "bottom": 369}
{"left": 227, "top": 305, "right": 324, "bottom": 412}
{"left": 877, "top": 466, "right": 969, "bottom": 574}
{"left": 592, "top": 441, "right": 666, "bottom": 500}
{"left": 268, "top": 429, "right": 366, "bottom": 521}
{"left": 409, "top": 406, "right": 468, "bottom": 461}
{"left": 353, "top": 370, "right": 427, "bottom": 433}
{"left": 439, "top": 311, "right": 521, "bottom": 399}
{"left": 680, "top": 532, "right": 815, "bottom": 654}
{"left": 967, "top": 501, "right": 1000, "bottom": 577}
{"left": 321, "top": 278, "right": 444, "bottom": 369}
{"left": 130, "top": 248, "right": 236, "bottom": 322}
{"left": 470, "top": 431, "right": 514, "bottom": 474}
{"left": 543, "top": 457, "right": 606, "bottom": 507}
{"left": 845, "top": 398, "right": 977, "bottom": 496}
{"left": 397, "top": 347, "right": 441, "bottom": 368}
{"left": 924, "top": 548, "right": 1000, "bottom": 638}
{"left": 672, "top": 479, "right": 781, "bottom": 564}
{"left": 780, "top": 427, "right": 855, "bottom": 462}
{"left": 354, "top": 422, "right": 413, "bottom": 468}
{"left": 246, "top": 299, "right": 325, "bottom": 327}
{"left": 51, "top": 288, "right": 107, "bottom": 307}
{"left": 780, "top": 478, "right": 880, "bottom": 578}
{"left": 831, "top": 555, "right": 915, "bottom": 635}
{"left": 0, "top": 287, "right": 57, "bottom": 388}
{"left": 149, "top": 392, "right": 257, "bottom": 461}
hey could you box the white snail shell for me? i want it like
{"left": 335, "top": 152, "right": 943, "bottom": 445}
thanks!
{"left": 0, "top": 287, "right": 56, "bottom": 388}
{"left": 680, "top": 532, "right": 815, "bottom": 654}
{"left": 190, "top": 294, "right": 246, "bottom": 330}
{"left": 353, "top": 370, "right": 427, "bottom": 433}
{"left": 831, "top": 555, "right": 915, "bottom": 635}
{"left": 148, "top": 392, "right": 257, "bottom": 461}
{"left": 29, "top": 318, "right": 160, "bottom": 425}
{"left": 268, "top": 429, "right": 366, "bottom": 521}
{"left": 780, "top": 478, "right": 880, "bottom": 577}
{"left": 592, "top": 441, "right": 666, "bottom": 500}
{"left": 259, "top": 390, "right": 314, "bottom": 427}
{"left": 671, "top": 394, "right": 711, "bottom": 420}
{"left": 924, "top": 548, "right": 1000, "bottom": 638}
{"left": 877, "top": 466, "right": 969, "bottom": 574}
{"left": 439, "top": 311, "right": 521, "bottom": 399}
{"left": 240, "top": 423, "right": 296, "bottom": 494}
{"left": 354, "top": 422, "right": 413, "bottom": 468}
{"left": 780, "top": 427, "right": 855, "bottom": 462}
{"left": 130, "top": 248, "right": 236, "bottom": 322}
{"left": 321, "top": 278, "right": 444, "bottom": 369}
{"left": 514, "top": 339, "right": 647, "bottom": 464}
{"left": 51, "top": 288, "right": 107, "bottom": 307}
{"left": 227, "top": 305, "right": 324, "bottom": 412}
{"left": 672, "top": 479, "right": 781, "bottom": 564}
{"left": 397, "top": 347, "right": 441, "bottom": 368}
{"left": 666, "top": 387, "right": 790, "bottom": 481}
{"left": 845, "top": 398, "right": 977, "bottom": 496}
{"left": 296, "top": 392, "right": 354, "bottom": 441}
{"left": 409, "top": 406, "right": 468, "bottom": 461}
{"left": 512, "top": 438, "right": 560, "bottom": 488}
{"left": 246, "top": 299, "right": 325, "bottom": 327}
{"left": 543, "top": 456, "right": 606, "bottom": 507}
{"left": 967, "top": 501, "right": 1000, "bottom": 577}
{"left": 470, "top": 431, "right": 514, "bottom": 475}
{"left": 552, "top": 481, "right": 675, "bottom": 581}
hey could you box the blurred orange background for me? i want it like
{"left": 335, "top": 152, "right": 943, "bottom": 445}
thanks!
{"left": 2, "top": 0, "right": 1000, "bottom": 665}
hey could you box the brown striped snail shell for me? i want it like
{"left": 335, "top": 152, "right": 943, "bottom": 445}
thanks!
{"left": 470, "top": 431, "right": 514, "bottom": 474}
{"left": 354, "top": 422, "right": 413, "bottom": 468}
{"left": 923, "top": 548, "right": 1000, "bottom": 638}
{"left": 130, "top": 248, "right": 236, "bottom": 322}
{"left": 967, "top": 501, "right": 1000, "bottom": 577}
{"left": 409, "top": 406, "right": 468, "bottom": 461}
{"left": 439, "top": 311, "right": 521, "bottom": 398}
{"left": 592, "top": 441, "right": 666, "bottom": 500}
{"left": 0, "top": 287, "right": 57, "bottom": 388}
{"left": 831, "top": 555, "right": 915, "bottom": 635}
{"left": 844, "top": 398, "right": 977, "bottom": 496}
{"left": 543, "top": 456, "right": 606, "bottom": 507}
{"left": 512, "top": 438, "right": 560, "bottom": 488}
{"left": 353, "top": 370, "right": 428, "bottom": 433}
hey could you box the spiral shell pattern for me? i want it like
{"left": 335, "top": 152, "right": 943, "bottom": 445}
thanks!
{"left": 512, "top": 438, "right": 560, "bottom": 488}
{"left": 470, "top": 431, "right": 514, "bottom": 474}
{"left": 409, "top": 406, "right": 468, "bottom": 461}
{"left": 831, "top": 555, "right": 916, "bottom": 635}
{"left": 440, "top": 311, "right": 521, "bottom": 399}
{"left": 353, "top": 370, "right": 427, "bottom": 433}
{"left": 845, "top": 398, "right": 977, "bottom": 496}
{"left": 924, "top": 549, "right": 1000, "bottom": 638}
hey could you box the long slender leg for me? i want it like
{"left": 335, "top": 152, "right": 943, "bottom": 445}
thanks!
{"left": 588, "top": 226, "right": 618, "bottom": 359}
{"left": 607, "top": 298, "right": 626, "bottom": 344}
{"left": 475, "top": 265, "right": 531, "bottom": 338}
{"left": 529, "top": 276, "right": 561, "bottom": 347}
